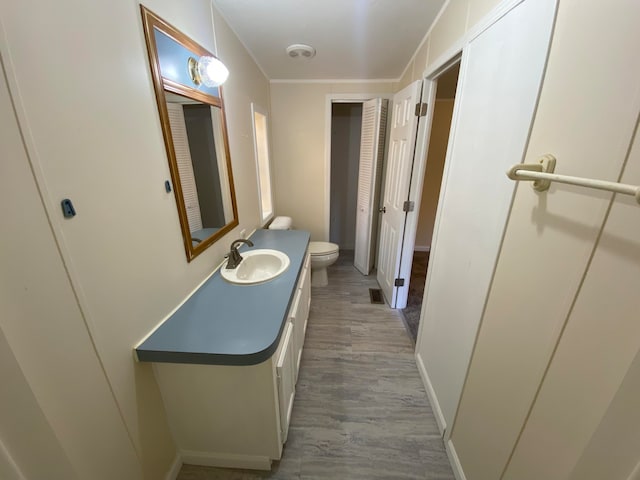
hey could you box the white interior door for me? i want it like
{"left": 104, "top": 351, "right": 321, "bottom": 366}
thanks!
{"left": 376, "top": 81, "right": 422, "bottom": 306}
{"left": 354, "top": 98, "right": 388, "bottom": 275}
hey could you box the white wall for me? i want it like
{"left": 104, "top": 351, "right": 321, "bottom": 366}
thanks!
{"left": 395, "top": 0, "right": 640, "bottom": 478}
{"left": 415, "top": 0, "right": 555, "bottom": 440}
{"left": 0, "top": 441, "right": 22, "bottom": 480}
{"left": 501, "top": 115, "right": 640, "bottom": 480}
{"left": 447, "top": 0, "right": 640, "bottom": 478}
{"left": 270, "top": 82, "right": 397, "bottom": 240}
{"left": 568, "top": 347, "right": 640, "bottom": 480}
{"left": 0, "top": 326, "right": 78, "bottom": 480}
{"left": 399, "top": 0, "right": 503, "bottom": 89}
{"left": 0, "top": 60, "right": 141, "bottom": 479}
{"left": 0, "top": 0, "right": 270, "bottom": 477}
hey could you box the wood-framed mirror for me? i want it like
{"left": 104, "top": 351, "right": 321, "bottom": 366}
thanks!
{"left": 141, "top": 6, "right": 238, "bottom": 262}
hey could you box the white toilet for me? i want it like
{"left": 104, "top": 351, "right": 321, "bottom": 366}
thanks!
{"left": 269, "top": 216, "right": 339, "bottom": 287}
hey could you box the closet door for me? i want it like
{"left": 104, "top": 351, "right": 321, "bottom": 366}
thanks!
{"left": 166, "top": 102, "right": 203, "bottom": 232}
{"left": 417, "top": 0, "right": 556, "bottom": 441}
{"left": 354, "top": 98, "right": 388, "bottom": 275}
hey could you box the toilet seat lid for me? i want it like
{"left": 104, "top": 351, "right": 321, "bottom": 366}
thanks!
{"left": 309, "top": 241, "right": 339, "bottom": 255}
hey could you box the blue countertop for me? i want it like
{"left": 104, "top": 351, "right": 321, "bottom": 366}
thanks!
{"left": 136, "top": 229, "right": 310, "bottom": 366}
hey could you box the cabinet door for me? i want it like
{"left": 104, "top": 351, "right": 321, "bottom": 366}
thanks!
{"left": 290, "top": 289, "right": 303, "bottom": 382}
{"left": 276, "top": 321, "right": 295, "bottom": 442}
{"left": 293, "top": 254, "right": 311, "bottom": 381}
{"left": 299, "top": 254, "right": 311, "bottom": 330}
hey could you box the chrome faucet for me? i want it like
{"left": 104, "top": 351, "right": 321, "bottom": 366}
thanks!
{"left": 225, "top": 239, "right": 254, "bottom": 269}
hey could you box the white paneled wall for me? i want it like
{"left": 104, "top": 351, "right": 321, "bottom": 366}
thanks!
{"left": 0, "top": 0, "right": 271, "bottom": 477}
{"left": 503, "top": 119, "right": 640, "bottom": 480}
{"left": 416, "top": 0, "right": 556, "bottom": 437}
{"left": 449, "top": 0, "right": 640, "bottom": 478}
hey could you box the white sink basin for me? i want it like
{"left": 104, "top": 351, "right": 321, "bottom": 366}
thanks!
{"left": 220, "top": 249, "right": 290, "bottom": 285}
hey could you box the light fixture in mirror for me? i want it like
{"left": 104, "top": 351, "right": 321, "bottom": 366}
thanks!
{"left": 141, "top": 6, "right": 238, "bottom": 262}
{"left": 188, "top": 56, "right": 229, "bottom": 87}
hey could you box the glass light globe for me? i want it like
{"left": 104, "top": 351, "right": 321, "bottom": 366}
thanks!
{"left": 197, "top": 56, "right": 229, "bottom": 87}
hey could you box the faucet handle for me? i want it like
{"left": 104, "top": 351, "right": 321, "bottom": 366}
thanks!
{"left": 231, "top": 238, "right": 254, "bottom": 250}
{"left": 226, "top": 239, "right": 253, "bottom": 269}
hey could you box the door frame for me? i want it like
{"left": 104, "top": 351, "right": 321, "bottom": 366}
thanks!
{"left": 392, "top": 54, "right": 463, "bottom": 309}
{"left": 409, "top": 0, "right": 535, "bottom": 326}
{"left": 409, "top": 56, "right": 464, "bottom": 328}
{"left": 323, "top": 93, "right": 393, "bottom": 242}
{"left": 394, "top": 0, "right": 534, "bottom": 309}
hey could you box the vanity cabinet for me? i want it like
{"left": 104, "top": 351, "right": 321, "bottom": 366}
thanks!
{"left": 150, "top": 248, "right": 311, "bottom": 470}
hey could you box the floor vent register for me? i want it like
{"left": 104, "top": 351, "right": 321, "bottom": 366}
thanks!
{"left": 369, "top": 288, "right": 385, "bottom": 304}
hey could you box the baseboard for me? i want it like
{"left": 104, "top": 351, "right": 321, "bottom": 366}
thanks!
{"left": 165, "top": 454, "right": 182, "bottom": 480}
{"left": 414, "top": 245, "right": 431, "bottom": 252}
{"left": 180, "top": 450, "right": 271, "bottom": 471}
{"left": 446, "top": 439, "right": 468, "bottom": 480}
{"left": 415, "top": 352, "right": 447, "bottom": 435}
{"left": 415, "top": 354, "right": 464, "bottom": 480}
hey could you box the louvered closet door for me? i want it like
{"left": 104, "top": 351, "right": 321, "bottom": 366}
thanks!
{"left": 354, "top": 98, "right": 388, "bottom": 275}
{"left": 166, "top": 102, "right": 202, "bottom": 232}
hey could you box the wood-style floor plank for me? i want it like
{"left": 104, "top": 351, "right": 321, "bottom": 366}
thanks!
{"left": 177, "top": 254, "right": 454, "bottom": 480}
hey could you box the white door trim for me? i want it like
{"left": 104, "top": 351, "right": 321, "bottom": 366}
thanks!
{"left": 394, "top": 60, "right": 466, "bottom": 310}
{"left": 410, "top": 58, "right": 466, "bottom": 435}
{"left": 323, "top": 93, "right": 393, "bottom": 241}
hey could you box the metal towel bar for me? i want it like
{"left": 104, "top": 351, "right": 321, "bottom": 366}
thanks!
{"left": 507, "top": 154, "right": 640, "bottom": 204}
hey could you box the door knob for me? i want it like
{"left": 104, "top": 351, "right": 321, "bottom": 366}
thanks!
{"left": 379, "top": 206, "right": 386, "bottom": 213}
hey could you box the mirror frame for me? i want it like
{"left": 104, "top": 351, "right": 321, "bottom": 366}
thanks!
{"left": 141, "top": 6, "right": 239, "bottom": 262}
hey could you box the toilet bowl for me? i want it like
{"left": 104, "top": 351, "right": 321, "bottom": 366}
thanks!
{"left": 268, "top": 216, "right": 339, "bottom": 287}
{"left": 308, "top": 241, "right": 340, "bottom": 287}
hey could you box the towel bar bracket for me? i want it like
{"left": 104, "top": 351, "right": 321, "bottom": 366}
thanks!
{"left": 507, "top": 154, "right": 556, "bottom": 192}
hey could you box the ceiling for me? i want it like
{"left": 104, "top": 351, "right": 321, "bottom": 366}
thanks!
{"left": 212, "top": 0, "right": 446, "bottom": 81}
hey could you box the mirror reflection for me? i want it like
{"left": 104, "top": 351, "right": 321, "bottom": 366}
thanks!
{"left": 164, "top": 92, "right": 234, "bottom": 246}
{"left": 141, "top": 6, "right": 239, "bottom": 262}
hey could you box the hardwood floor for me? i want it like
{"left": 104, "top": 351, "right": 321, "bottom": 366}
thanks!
{"left": 177, "top": 253, "right": 454, "bottom": 480}
{"left": 401, "top": 251, "right": 430, "bottom": 343}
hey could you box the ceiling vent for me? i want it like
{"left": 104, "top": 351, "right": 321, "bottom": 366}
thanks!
{"left": 286, "top": 44, "right": 316, "bottom": 59}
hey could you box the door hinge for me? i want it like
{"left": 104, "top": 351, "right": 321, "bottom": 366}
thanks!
{"left": 403, "top": 200, "right": 415, "bottom": 212}
{"left": 394, "top": 278, "right": 405, "bottom": 287}
{"left": 415, "top": 102, "right": 428, "bottom": 117}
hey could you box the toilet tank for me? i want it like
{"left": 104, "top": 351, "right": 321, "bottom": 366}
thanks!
{"left": 269, "top": 216, "right": 292, "bottom": 230}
